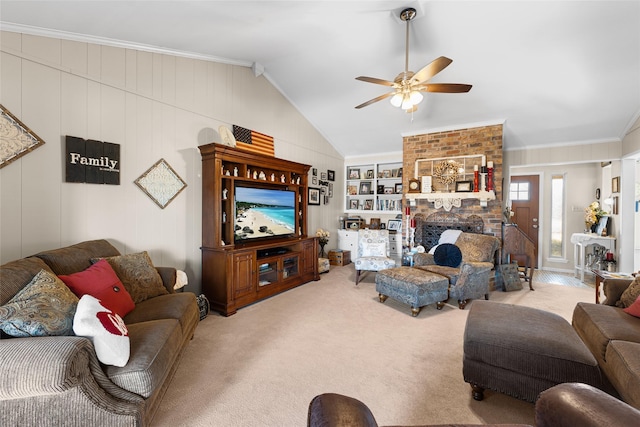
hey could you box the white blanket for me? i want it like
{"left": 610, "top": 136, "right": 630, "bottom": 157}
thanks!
{"left": 428, "top": 229, "right": 463, "bottom": 254}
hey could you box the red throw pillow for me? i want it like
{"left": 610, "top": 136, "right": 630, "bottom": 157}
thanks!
{"left": 623, "top": 296, "right": 640, "bottom": 318}
{"left": 59, "top": 259, "right": 135, "bottom": 318}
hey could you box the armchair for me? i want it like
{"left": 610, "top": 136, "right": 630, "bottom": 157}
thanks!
{"left": 414, "top": 232, "right": 500, "bottom": 309}
{"left": 307, "top": 383, "right": 640, "bottom": 427}
{"left": 354, "top": 229, "right": 396, "bottom": 285}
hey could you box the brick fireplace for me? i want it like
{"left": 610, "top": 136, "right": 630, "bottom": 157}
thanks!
{"left": 403, "top": 124, "right": 503, "bottom": 239}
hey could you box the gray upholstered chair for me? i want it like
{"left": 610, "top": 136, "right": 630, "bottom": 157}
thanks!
{"left": 354, "top": 229, "right": 396, "bottom": 285}
{"left": 414, "top": 232, "right": 500, "bottom": 309}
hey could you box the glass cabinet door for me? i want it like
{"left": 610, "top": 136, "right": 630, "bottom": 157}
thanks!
{"left": 282, "top": 255, "right": 299, "bottom": 280}
{"left": 258, "top": 261, "right": 278, "bottom": 287}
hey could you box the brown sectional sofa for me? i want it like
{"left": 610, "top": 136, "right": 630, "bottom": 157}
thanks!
{"left": 0, "top": 240, "right": 199, "bottom": 426}
{"left": 572, "top": 276, "right": 640, "bottom": 409}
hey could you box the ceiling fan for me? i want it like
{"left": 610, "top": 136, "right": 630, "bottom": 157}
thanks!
{"left": 355, "top": 7, "right": 472, "bottom": 113}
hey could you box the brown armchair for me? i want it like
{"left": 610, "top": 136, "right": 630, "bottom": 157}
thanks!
{"left": 413, "top": 232, "right": 500, "bottom": 309}
{"left": 307, "top": 383, "right": 640, "bottom": 427}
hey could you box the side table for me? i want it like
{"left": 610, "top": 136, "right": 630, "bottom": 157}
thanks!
{"left": 591, "top": 270, "right": 634, "bottom": 304}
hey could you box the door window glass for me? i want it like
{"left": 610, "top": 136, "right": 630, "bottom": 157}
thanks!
{"left": 550, "top": 175, "right": 564, "bottom": 258}
{"left": 509, "top": 182, "right": 529, "bottom": 201}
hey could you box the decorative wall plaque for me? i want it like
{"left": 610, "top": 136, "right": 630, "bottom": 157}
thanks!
{"left": 0, "top": 104, "right": 46, "bottom": 168}
{"left": 135, "top": 159, "right": 187, "bottom": 209}
{"left": 65, "top": 136, "right": 120, "bottom": 184}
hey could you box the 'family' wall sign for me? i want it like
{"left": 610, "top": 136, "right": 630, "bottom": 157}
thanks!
{"left": 65, "top": 136, "right": 120, "bottom": 184}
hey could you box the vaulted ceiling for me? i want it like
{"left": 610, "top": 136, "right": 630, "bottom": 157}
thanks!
{"left": 2, "top": 1, "right": 639, "bottom": 157}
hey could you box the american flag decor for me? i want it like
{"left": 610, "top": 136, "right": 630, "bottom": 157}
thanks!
{"left": 233, "top": 125, "right": 274, "bottom": 157}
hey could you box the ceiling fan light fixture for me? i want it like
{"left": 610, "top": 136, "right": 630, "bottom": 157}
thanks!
{"left": 401, "top": 95, "right": 414, "bottom": 111}
{"left": 409, "top": 90, "right": 423, "bottom": 104}
{"left": 390, "top": 93, "right": 403, "bottom": 107}
{"left": 354, "top": 7, "right": 471, "bottom": 112}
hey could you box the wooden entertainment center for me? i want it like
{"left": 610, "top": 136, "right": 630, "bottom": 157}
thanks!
{"left": 199, "top": 143, "right": 319, "bottom": 316}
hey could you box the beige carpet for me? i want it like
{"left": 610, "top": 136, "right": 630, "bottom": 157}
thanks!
{"left": 153, "top": 265, "right": 594, "bottom": 427}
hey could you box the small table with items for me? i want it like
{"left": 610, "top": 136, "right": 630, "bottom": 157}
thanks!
{"left": 591, "top": 270, "right": 634, "bottom": 304}
{"left": 570, "top": 233, "right": 616, "bottom": 283}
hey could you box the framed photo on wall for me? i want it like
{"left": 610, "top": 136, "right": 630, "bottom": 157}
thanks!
{"left": 612, "top": 176, "right": 620, "bottom": 193}
{"left": 327, "top": 170, "right": 335, "bottom": 181}
{"left": 308, "top": 187, "right": 320, "bottom": 205}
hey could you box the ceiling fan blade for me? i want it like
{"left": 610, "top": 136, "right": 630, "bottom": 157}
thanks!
{"left": 355, "top": 92, "right": 395, "bottom": 109}
{"left": 412, "top": 56, "right": 453, "bottom": 84}
{"left": 415, "top": 83, "right": 473, "bottom": 93}
{"left": 356, "top": 76, "right": 396, "bottom": 87}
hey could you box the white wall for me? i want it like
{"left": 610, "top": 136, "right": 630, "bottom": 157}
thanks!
{"left": 0, "top": 31, "right": 344, "bottom": 293}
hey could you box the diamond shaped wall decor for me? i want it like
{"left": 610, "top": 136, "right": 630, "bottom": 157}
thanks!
{"left": 135, "top": 158, "right": 187, "bottom": 209}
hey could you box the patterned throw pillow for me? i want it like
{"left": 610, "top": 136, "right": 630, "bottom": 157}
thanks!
{"left": 59, "top": 259, "right": 135, "bottom": 318}
{"left": 617, "top": 276, "right": 640, "bottom": 308}
{"left": 94, "top": 252, "right": 168, "bottom": 304}
{"left": 362, "top": 242, "right": 386, "bottom": 257}
{"left": 73, "top": 295, "right": 130, "bottom": 367}
{"left": 0, "top": 269, "right": 78, "bottom": 337}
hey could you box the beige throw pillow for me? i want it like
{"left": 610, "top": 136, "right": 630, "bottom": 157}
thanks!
{"left": 95, "top": 252, "right": 168, "bottom": 304}
{"left": 617, "top": 276, "right": 640, "bottom": 308}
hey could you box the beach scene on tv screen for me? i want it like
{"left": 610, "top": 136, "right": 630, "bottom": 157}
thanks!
{"left": 235, "top": 187, "right": 295, "bottom": 240}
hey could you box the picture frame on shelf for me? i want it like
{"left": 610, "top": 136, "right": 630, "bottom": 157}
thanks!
{"left": 387, "top": 219, "right": 402, "bottom": 231}
{"left": 384, "top": 187, "right": 394, "bottom": 194}
{"left": 366, "top": 169, "right": 374, "bottom": 179}
{"left": 308, "top": 187, "right": 321, "bottom": 205}
{"left": 612, "top": 176, "right": 620, "bottom": 193}
{"left": 395, "top": 183, "right": 403, "bottom": 194}
{"left": 349, "top": 199, "right": 359, "bottom": 210}
{"left": 359, "top": 181, "right": 371, "bottom": 194}
{"left": 327, "top": 170, "right": 335, "bottom": 181}
{"left": 455, "top": 180, "right": 473, "bottom": 192}
{"left": 377, "top": 184, "right": 385, "bottom": 194}
{"left": 383, "top": 169, "right": 391, "bottom": 178}
{"left": 596, "top": 216, "right": 609, "bottom": 235}
{"left": 363, "top": 199, "right": 373, "bottom": 210}
{"left": 347, "top": 185, "right": 358, "bottom": 195}
{"left": 349, "top": 168, "right": 360, "bottom": 179}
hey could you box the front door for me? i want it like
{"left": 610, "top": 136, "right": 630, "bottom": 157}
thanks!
{"left": 510, "top": 175, "right": 540, "bottom": 268}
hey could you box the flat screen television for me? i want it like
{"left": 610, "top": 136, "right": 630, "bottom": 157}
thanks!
{"left": 234, "top": 184, "right": 296, "bottom": 242}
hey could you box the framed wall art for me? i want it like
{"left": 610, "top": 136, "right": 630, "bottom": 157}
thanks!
{"left": 0, "top": 104, "right": 46, "bottom": 168}
{"left": 612, "top": 176, "right": 620, "bottom": 193}
{"left": 135, "top": 158, "right": 187, "bottom": 209}
{"left": 308, "top": 187, "right": 321, "bottom": 205}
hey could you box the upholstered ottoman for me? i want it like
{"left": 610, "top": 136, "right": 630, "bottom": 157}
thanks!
{"left": 463, "top": 300, "right": 607, "bottom": 403}
{"left": 375, "top": 267, "right": 449, "bottom": 316}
